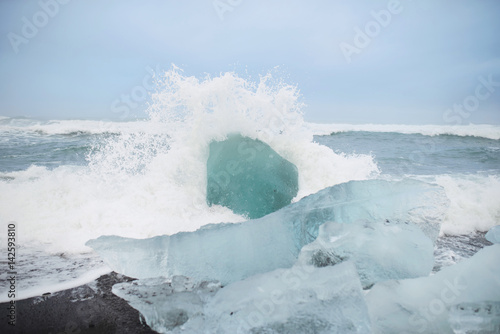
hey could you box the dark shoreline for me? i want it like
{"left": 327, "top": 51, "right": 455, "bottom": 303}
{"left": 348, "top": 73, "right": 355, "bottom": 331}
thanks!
{"left": 0, "top": 272, "right": 157, "bottom": 334}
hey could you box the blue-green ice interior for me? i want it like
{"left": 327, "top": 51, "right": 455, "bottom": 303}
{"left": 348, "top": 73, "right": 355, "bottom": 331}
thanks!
{"left": 206, "top": 134, "right": 299, "bottom": 219}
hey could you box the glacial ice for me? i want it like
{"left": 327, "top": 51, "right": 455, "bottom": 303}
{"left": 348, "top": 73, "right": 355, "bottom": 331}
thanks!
{"left": 485, "top": 225, "right": 500, "bottom": 244}
{"left": 448, "top": 301, "right": 500, "bottom": 334}
{"left": 112, "top": 261, "right": 372, "bottom": 334}
{"left": 298, "top": 219, "right": 434, "bottom": 288}
{"left": 86, "top": 220, "right": 299, "bottom": 284}
{"left": 86, "top": 179, "right": 448, "bottom": 284}
{"left": 206, "top": 134, "right": 299, "bottom": 219}
{"left": 112, "top": 275, "right": 221, "bottom": 333}
{"left": 366, "top": 244, "right": 500, "bottom": 334}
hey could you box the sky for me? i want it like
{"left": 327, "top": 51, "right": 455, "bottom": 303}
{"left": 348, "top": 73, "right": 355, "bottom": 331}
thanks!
{"left": 0, "top": 0, "right": 499, "bottom": 124}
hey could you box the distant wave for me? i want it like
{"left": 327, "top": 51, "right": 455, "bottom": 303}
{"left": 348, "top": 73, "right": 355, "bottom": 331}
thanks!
{"left": 3, "top": 117, "right": 499, "bottom": 140}
{"left": 306, "top": 123, "right": 500, "bottom": 140}
{"left": 0, "top": 117, "right": 164, "bottom": 136}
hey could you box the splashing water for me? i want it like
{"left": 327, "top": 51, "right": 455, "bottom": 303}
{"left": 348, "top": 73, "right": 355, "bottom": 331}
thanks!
{"left": 0, "top": 68, "right": 379, "bottom": 254}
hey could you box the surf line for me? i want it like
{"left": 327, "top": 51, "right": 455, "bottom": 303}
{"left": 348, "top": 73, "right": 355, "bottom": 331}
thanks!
{"left": 6, "top": 222, "right": 17, "bottom": 327}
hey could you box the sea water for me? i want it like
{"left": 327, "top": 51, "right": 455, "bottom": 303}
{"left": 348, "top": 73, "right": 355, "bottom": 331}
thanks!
{"left": 0, "top": 70, "right": 499, "bottom": 319}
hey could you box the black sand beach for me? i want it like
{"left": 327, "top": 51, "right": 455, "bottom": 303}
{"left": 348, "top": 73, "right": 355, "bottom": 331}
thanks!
{"left": 0, "top": 272, "right": 157, "bottom": 334}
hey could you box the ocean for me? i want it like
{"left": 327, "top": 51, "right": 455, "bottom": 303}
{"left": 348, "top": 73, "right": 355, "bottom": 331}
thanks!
{"left": 0, "top": 71, "right": 499, "bottom": 332}
{"left": 1, "top": 116, "right": 499, "bottom": 301}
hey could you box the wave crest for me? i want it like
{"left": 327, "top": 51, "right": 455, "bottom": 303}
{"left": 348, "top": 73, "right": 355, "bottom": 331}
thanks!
{"left": 307, "top": 123, "right": 500, "bottom": 140}
{"left": 0, "top": 68, "right": 378, "bottom": 253}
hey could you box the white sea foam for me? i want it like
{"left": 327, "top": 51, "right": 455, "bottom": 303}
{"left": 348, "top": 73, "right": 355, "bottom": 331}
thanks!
{"left": 0, "top": 118, "right": 162, "bottom": 136}
{"left": 434, "top": 174, "right": 500, "bottom": 235}
{"left": 0, "top": 69, "right": 378, "bottom": 256}
{"left": 306, "top": 122, "right": 500, "bottom": 140}
{"left": 0, "top": 241, "right": 111, "bottom": 303}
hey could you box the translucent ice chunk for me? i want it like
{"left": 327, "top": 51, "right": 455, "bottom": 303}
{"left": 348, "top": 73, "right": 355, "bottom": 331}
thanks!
{"left": 298, "top": 219, "right": 434, "bottom": 288}
{"left": 207, "top": 134, "right": 299, "bottom": 219}
{"left": 112, "top": 262, "right": 372, "bottom": 334}
{"left": 284, "top": 178, "right": 448, "bottom": 243}
{"left": 366, "top": 244, "right": 500, "bottom": 334}
{"left": 87, "top": 220, "right": 299, "bottom": 284}
{"left": 485, "top": 225, "right": 500, "bottom": 244}
{"left": 112, "top": 276, "right": 221, "bottom": 333}
{"left": 448, "top": 301, "right": 500, "bottom": 334}
{"left": 86, "top": 179, "right": 447, "bottom": 283}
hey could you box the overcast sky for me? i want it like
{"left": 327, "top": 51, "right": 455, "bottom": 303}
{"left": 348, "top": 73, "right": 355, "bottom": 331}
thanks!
{"left": 1, "top": 0, "right": 499, "bottom": 124}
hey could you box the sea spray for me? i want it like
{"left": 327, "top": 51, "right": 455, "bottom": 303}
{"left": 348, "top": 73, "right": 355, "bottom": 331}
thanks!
{"left": 0, "top": 68, "right": 379, "bottom": 254}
